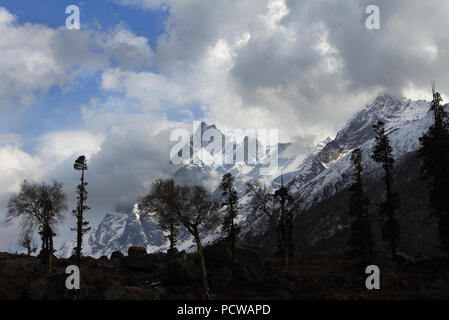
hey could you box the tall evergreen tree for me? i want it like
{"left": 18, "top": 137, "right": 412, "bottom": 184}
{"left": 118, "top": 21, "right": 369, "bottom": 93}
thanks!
{"left": 72, "top": 156, "right": 91, "bottom": 266}
{"left": 219, "top": 173, "right": 240, "bottom": 262}
{"left": 371, "top": 121, "right": 400, "bottom": 260}
{"left": 273, "top": 175, "right": 296, "bottom": 270}
{"left": 419, "top": 82, "right": 449, "bottom": 259}
{"left": 347, "top": 148, "right": 373, "bottom": 262}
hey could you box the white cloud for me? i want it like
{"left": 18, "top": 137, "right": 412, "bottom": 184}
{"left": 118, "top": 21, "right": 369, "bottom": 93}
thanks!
{"left": 109, "top": 0, "right": 449, "bottom": 145}
{"left": 0, "top": 145, "right": 45, "bottom": 193}
{"left": 0, "top": 7, "right": 154, "bottom": 107}
{"left": 100, "top": 23, "right": 154, "bottom": 70}
{"left": 37, "top": 131, "right": 105, "bottom": 166}
{"left": 0, "top": 7, "right": 62, "bottom": 106}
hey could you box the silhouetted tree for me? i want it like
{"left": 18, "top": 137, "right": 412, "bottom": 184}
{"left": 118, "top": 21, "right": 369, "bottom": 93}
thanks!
{"left": 246, "top": 178, "right": 301, "bottom": 270}
{"left": 72, "top": 156, "right": 91, "bottom": 266}
{"left": 7, "top": 180, "right": 67, "bottom": 272}
{"left": 139, "top": 179, "right": 180, "bottom": 251}
{"left": 18, "top": 224, "right": 37, "bottom": 256}
{"left": 371, "top": 121, "right": 400, "bottom": 260}
{"left": 171, "top": 185, "right": 219, "bottom": 300}
{"left": 419, "top": 83, "right": 449, "bottom": 259}
{"left": 347, "top": 148, "right": 373, "bottom": 262}
{"left": 219, "top": 173, "right": 240, "bottom": 262}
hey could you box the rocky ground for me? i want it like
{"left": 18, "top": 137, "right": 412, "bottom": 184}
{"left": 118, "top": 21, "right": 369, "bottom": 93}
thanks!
{"left": 1, "top": 244, "right": 449, "bottom": 300}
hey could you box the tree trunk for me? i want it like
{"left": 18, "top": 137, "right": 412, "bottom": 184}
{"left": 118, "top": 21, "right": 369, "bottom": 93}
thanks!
{"left": 283, "top": 234, "right": 289, "bottom": 271}
{"left": 231, "top": 220, "right": 235, "bottom": 263}
{"left": 48, "top": 227, "right": 54, "bottom": 273}
{"left": 281, "top": 202, "right": 288, "bottom": 271}
{"left": 76, "top": 169, "right": 85, "bottom": 267}
{"left": 385, "top": 164, "right": 397, "bottom": 261}
{"left": 169, "top": 222, "right": 175, "bottom": 250}
{"left": 390, "top": 215, "right": 397, "bottom": 261}
{"left": 193, "top": 230, "right": 210, "bottom": 300}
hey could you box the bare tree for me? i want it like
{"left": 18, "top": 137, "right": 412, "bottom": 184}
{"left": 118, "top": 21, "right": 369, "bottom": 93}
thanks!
{"left": 7, "top": 180, "right": 67, "bottom": 272}
{"left": 18, "top": 224, "right": 37, "bottom": 256}
{"left": 139, "top": 179, "right": 181, "bottom": 251}
{"left": 171, "top": 185, "right": 219, "bottom": 300}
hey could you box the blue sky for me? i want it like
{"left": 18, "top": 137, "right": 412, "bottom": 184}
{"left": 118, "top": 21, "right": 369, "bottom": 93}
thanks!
{"left": 2, "top": 0, "right": 167, "bottom": 46}
{"left": 0, "top": 0, "right": 169, "bottom": 139}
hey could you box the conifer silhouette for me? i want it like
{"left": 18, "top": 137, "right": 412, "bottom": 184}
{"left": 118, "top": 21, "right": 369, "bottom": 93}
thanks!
{"left": 347, "top": 148, "right": 373, "bottom": 262}
{"left": 220, "top": 173, "right": 240, "bottom": 262}
{"left": 72, "top": 156, "right": 91, "bottom": 267}
{"left": 371, "top": 121, "right": 400, "bottom": 260}
{"left": 419, "top": 82, "right": 449, "bottom": 259}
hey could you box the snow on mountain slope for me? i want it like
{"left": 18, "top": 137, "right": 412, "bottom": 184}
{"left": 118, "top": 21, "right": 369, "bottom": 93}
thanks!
{"left": 290, "top": 95, "right": 434, "bottom": 210}
{"left": 59, "top": 94, "right": 439, "bottom": 258}
{"left": 59, "top": 205, "right": 167, "bottom": 258}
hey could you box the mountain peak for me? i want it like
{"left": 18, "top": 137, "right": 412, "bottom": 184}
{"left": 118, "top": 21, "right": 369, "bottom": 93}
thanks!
{"left": 372, "top": 93, "right": 405, "bottom": 103}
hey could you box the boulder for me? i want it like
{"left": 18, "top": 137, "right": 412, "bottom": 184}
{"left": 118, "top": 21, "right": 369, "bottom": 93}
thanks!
{"left": 110, "top": 251, "right": 124, "bottom": 261}
{"left": 98, "top": 255, "right": 110, "bottom": 263}
{"left": 128, "top": 246, "right": 147, "bottom": 257}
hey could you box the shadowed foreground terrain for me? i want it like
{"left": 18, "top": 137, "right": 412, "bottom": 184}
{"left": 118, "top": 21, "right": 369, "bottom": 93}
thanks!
{"left": 1, "top": 243, "right": 449, "bottom": 300}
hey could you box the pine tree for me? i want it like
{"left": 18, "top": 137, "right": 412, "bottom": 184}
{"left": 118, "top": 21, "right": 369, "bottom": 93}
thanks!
{"left": 72, "top": 156, "right": 91, "bottom": 267}
{"left": 419, "top": 82, "right": 449, "bottom": 259}
{"left": 371, "top": 121, "right": 400, "bottom": 260}
{"left": 219, "top": 173, "right": 240, "bottom": 262}
{"left": 347, "top": 148, "right": 373, "bottom": 262}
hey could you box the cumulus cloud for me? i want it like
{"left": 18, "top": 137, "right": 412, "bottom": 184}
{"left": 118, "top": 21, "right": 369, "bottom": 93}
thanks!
{"left": 0, "top": 145, "right": 44, "bottom": 193}
{"left": 37, "top": 131, "right": 105, "bottom": 166}
{"left": 0, "top": 7, "right": 154, "bottom": 107}
{"left": 109, "top": 0, "right": 449, "bottom": 143}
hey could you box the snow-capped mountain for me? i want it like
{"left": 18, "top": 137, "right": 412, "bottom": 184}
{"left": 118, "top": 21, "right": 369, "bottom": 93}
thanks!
{"left": 289, "top": 94, "right": 433, "bottom": 209}
{"left": 59, "top": 94, "right": 440, "bottom": 258}
{"left": 59, "top": 204, "right": 167, "bottom": 258}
